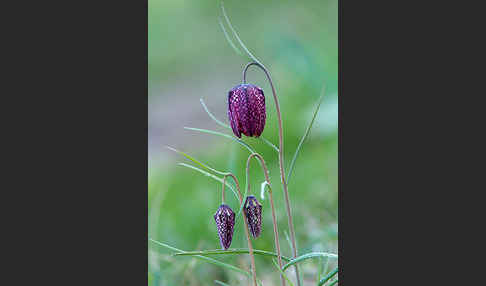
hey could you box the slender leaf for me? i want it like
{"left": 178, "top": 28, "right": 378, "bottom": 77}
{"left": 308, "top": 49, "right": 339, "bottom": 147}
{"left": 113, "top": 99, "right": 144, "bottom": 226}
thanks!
{"left": 173, "top": 248, "right": 291, "bottom": 261}
{"left": 167, "top": 146, "right": 227, "bottom": 176}
{"left": 271, "top": 258, "right": 295, "bottom": 286}
{"left": 282, "top": 252, "right": 338, "bottom": 271}
{"left": 177, "top": 163, "right": 238, "bottom": 200}
{"left": 200, "top": 98, "right": 231, "bottom": 129}
{"left": 258, "top": 137, "right": 279, "bottom": 152}
{"left": 287, "top": 85, "right": 326, "bottom": 185}
{"left": 318, "top": 256, "right": 329, "bottom": 282}
{"left": 149, "top": 238, "right": 250, "bottom": 277}
{"left": 221, "top": 2, "right": 261, "bottom": 65}
{"left": 214, "top": 280, "right": 231, "bottom": 286}
{"left": 284, "top": 230, "right": 294, "bottom": 255}
{"left": 318, "top": 267, "right": 338, "bottom": 286}
{"left": 218, "top": 18, "right": 243, "bottom": 57}
{"left": 184, "top": 127, "right": 256, "bottom": 153}
{"left": 328, "top": 279, "right": 338, "bottom": 286}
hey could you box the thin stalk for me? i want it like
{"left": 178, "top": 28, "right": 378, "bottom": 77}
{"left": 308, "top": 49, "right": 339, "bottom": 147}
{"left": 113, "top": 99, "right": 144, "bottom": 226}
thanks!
{"left": 317, "top": 267, "right": 338, "bottom": 286}
{"left": 223, "top": 173, "right": 258, "bottom": 286}
{"left": 243, "top": 62, "right": 301, "bottom": 286}
{"left": 149, "top": 238, "right": 250, "bottom": 277}
{"left": 173, "top": 249, "right": 291, "bottom": 261}
{"left": 246, "top": 153, "right": 285, "bottom": 286}
{"left": 221, "top": 175, "right": 227, "bottom": 204}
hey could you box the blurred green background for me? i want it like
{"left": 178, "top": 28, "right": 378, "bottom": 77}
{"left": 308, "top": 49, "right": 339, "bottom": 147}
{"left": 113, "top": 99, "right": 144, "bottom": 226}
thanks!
{"left": 148, "top": 0, "right": 338, "bottom": 285}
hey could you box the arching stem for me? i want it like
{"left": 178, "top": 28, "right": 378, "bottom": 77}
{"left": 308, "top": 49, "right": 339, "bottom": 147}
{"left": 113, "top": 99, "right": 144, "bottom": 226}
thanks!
{"left": 243, "top": 62, "right": 301, "bottom": 286}
{"left": 223, "top": 173, "right": 257, "bottom": 286}
{"left": 246, "top": 153, "right": 285, "bottom": 286}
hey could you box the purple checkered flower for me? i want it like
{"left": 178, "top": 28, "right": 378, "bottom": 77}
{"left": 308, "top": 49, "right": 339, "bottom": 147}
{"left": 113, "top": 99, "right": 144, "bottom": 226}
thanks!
{"left": 228, "top": 84, "right": 266, "bottom": 138}
{"left": 244, "top": 195, "right": 263, "bottom": 238}
{"left": 213, "top": 204, "right": 236, "bottom": 250}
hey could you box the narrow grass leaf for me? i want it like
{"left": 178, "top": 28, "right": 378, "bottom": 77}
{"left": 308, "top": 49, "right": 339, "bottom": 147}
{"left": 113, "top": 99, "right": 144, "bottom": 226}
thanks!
{"left": 328, "top": 279, "right": 338, "bottom": 286}
{"left": 284, "top": 230, "right": 294, "bottom": 254}
{"left": 177, "top": 163, "right": 238, "bottom": 200}
{"left": 173, "top": 248, "right": 291, "bottom": 261}
{"left": 287, "top": 85, "right": 326, "bottom": 185}
{"left": 258, "top": 137, "right": 279, "bottom": 153}
{"left": 184, "top": 127, "right": 256, "bottom": 153}
{"left": 149, "top": 238, "right": 250, "bottom": 277}
{"left": 218, "top": 18, "right": 243, "bottom": 57}
{"left": 282, "top": 252, "right": 338, "bottom": 271}
{"left": 214, "top": 280, "right": 231, "bottom": 286}
{"left": 200, "top": 98, "right": 231, "bottom": 129}
{"left": 318, "top": 256, "right": 329, "bottom": 281}
{"left": 221, "top": 2, "right": 262, "bottom": 66}
{"left": 317, "top": 267, "right": 338, "bottom": 286}
{"left": 167, "top": 146, "right": 227, "bottom": 176}
{"left": 271, "top": 258, "right": 295, "bottom": 286}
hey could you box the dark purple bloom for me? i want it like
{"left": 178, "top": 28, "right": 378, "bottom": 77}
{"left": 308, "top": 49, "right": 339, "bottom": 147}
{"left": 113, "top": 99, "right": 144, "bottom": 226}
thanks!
{"left": 244, "top": 195, "right": 263, "bottom": 238}
{"left": 228, "top": 84, "right": 266, "bottom": 138}
{"left": 213, "top": 204, "right": 235, "bottom": 250}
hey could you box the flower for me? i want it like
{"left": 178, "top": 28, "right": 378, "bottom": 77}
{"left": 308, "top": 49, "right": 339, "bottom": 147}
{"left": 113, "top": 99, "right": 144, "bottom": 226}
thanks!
{"left": 228, "top": 84, "right": 266, "bottom": 138}
{"left": 244, "top": 195, "right": 263, "bottom": 238}
{"left": 213, "top": 204, "right": 236, "bottom": 250}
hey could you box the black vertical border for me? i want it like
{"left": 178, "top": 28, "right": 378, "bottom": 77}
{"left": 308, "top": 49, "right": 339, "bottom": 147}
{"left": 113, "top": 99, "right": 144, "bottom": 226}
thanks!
{"left": 4, "top": 0, "right": 150, "bottom": 284}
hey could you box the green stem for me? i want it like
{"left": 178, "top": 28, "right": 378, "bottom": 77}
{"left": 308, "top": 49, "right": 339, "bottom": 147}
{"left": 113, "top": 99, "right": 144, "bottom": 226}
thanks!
{"left": 246, "top": 153, "right": 285, "bottom": 286}
{"left": 243, "top": 62, "right": 301, "bottom": 286}
{"left": 328, "top": 279, "right": 338, "bottom": 286}
{"left": 317, "top": 267, "right": 338, "bottom": 286}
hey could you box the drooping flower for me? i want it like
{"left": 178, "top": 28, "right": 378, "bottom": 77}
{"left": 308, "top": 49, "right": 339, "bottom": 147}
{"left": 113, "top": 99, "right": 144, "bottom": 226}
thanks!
{"left": 228, "top": 84, "right": 266, "bottom": 138}
{"left": 244, "top": 195, "right": 263, "bottom": 238}
{"left": 213, "top": 204, "right": 236, "bottom": 250}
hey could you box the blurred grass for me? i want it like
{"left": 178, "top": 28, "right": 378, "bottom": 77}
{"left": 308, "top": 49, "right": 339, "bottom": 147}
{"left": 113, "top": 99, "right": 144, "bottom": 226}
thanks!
{"left": 149, "top": 0, "right": 337, "bottom": 285}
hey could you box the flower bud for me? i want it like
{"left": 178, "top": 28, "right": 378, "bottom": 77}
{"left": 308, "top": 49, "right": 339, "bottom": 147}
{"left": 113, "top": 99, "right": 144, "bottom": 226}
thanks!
{"left": 213, "top": 204, "right": 236, "bottom": 250}
{"left": 244, "top": 195, "right": 263, "bottom": 238}
{"left": 228, "top": 84, "right": 266, "bottom": 138}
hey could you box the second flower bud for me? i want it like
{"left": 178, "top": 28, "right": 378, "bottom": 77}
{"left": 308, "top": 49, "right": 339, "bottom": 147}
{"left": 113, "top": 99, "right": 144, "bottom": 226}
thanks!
{"left": 244, "top": 195, "right": 263, "bottom": 238}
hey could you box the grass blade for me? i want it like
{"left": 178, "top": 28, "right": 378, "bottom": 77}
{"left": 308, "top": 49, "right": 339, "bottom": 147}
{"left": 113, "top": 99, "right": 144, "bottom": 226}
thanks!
{"left": 318, "top": 256, "right": 329, "bottom": 282}
{"left": 317, "top": 267, "right": 338, "bottom": 286}
{"left": 214, "top": 280, "right": 231, "bottom": 286}
{"left": 287, "top": 85, "right": 326, "bottom": 185}
{"left": 221, "top": 2, "right": 262, "bottom": 65}
{"left": 272, "top": 258, "right": 295, "bottom": 286}
{"left": 284, "top": 230, "right": 294, "bottom": 255}
{"left": 328, "top": 279, "right": 338, "bottom": 286}
{"left": 177, "top": 163, "right": 238, "bottom": 200}
{"left": 173, "top": 248, "right": 292, "bottom": 261}
{"left": 218, "top": 18, "right": 243, "bottom": 57}
{"left": 167, "top": 146, "right": 227, "bottom": 176}
{"left": 282, "top": 252, "right": 338, "bottom": 271}
{"left": 258, "top": 137, "right": 279, "bottom": 152}
{"left": 149, "top": 238, "right": 250, "bottom": 277}
{"left": 184, "top": 127, "right": 256, "bottom": 154}
{"left": 200, "top": 98, "right": 231, "bottom": 129}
